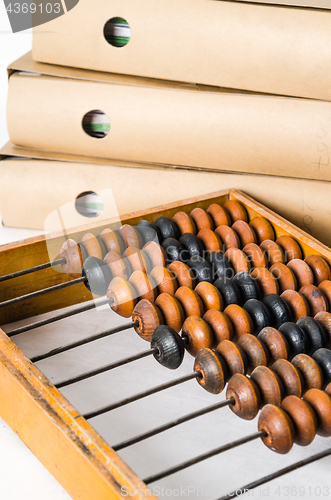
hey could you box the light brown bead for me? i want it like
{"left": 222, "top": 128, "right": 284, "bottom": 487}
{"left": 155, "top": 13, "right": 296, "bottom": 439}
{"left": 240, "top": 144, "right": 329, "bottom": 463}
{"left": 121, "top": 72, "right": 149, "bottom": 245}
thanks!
{"left": 251, "top": 366, "right": 284, "bottom": 406}
{"left": 325, "top": 382, "right": 331, "bottom": 397}
{"left": 303, "top": 389, "right": 331, "bottom": 437}
{"left": 172, "top": 211, "right": 197, "bottom": 235}
{"left": 104, "top": 251, "right": 131, "bottom": 280}
{"left": 318, "top": 281, "right": 331, "bottom": 312}
{"left": 118, "top": 224, "right": 142, "bottom": 249}
{"left": 60, "top": 239, "right": 83, "bottom": 278}
{"left": 258, "top": 405, "right": 295, "bottom": 454}
{"left": 190, "top": 208, "right": 214, "bottom": 231}
{"left": 292, "top": 354, "right": 323, "bottom": 391}
{"left": 281, "top": 396, "right": 317, "bottom": 446}
{"left": 224, "top": 200, "right": 248, "bottom": 223}
{"left": 168, "top": 261, "right": 195, "bottom": 289}
{"left": 132, "top": 300, "right": 164, "bottom": 342}
{"left": 314, "top": 311, "right": 331, "bottom": 349}
{"left": 270, "top": 263, "right": 297, "bottom": 293}
{"left": 260, "top": 240, "right": 285, "bottom": 266}
{"left": 271, "top": 359, "right": 303, "bottom": 397}
{"left": 232, "top": 220, "right": 257, "bottom": 247}
{"left": 304, "top": 255, "right": 331, "bottom": 285}
{"left": 216, "top": 340, "right": 247, "bottom": 376}
{"left": 194, "top": 348, "right": 227, "bottom": 394}
{"left": 207, "top": 203, "right": 231, "bottom": 227}
{"left": 107, "top": 277, "right": 137, "bottom": 318}
{"left": 280, "top": 290, "right": 310, "bottom": 322}
{"left": 276, "top": 235, "right": 302, "bottom": 262}
{"left": 250, "top": 268, "right": 279, "bottom": 297}
{"left": 182, "top": 316, "right": 214, "bottom": 357}
{"left": 287, "top": 259, "right": 314, "bottom": 288}
{"left": 258, "top": 327, "right": 289, "bottom": 363}
{"left": 129, "top": 271, "right": 157, "bottom": 302}
{"left": 197, "top": 228, "right": 222, "bottom": 254}
{"left": 100, "top": 228, "right": 125, "bottom": 255}
{"left": 226, "top": 374, "right": 261, "bottom": 420}
{"left": 215, "top": 225, "right": 240, "bottom": 251}
{"left": 249, "top": 218, "right": 275, "bottom": 244}
{"left": 150, "top": 266, "right": 178, "bottom": 295}
{"left": 143, "top": 241, "right": 167, "bottom": 268}
{"left": 175, "top": 287, "right": 205, "bottom": 317}
{"left": 299, "top": 284, "right": 328, "bottom": 316}
{"left": 237, "top": 334, "right": 269, "bottom": 374}
{"left": 96, "top": 236, "right": 108, "bottom": 259}
{"left": 243, "top": 243, "right": 268, "bottom": 269}
{"left": 203, "top": 309, "right": 234, "bottom": 345}
{"left": 224, "top": 248, "right": 251, "bottom": 274}
{"left": 81, "top": 233, "right": 103, "bottom": 260}
{"left": 155, "top": 293, "right": 184, "bottom": 333}
{"left": 123, "top": 247, "right": 151, "bottom": 274}
{"left": 223, "top": 304, "right": 254, "bottom": 340}
{"left": 195, "top": 282, "right": 223, "bottom": 312}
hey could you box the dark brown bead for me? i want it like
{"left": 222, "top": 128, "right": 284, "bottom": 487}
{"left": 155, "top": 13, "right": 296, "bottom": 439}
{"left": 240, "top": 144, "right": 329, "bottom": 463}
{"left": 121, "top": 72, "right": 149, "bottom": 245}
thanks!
{"left": 224, "top": 248, "right": 251, "bottom": 274}
{"left": 175, "top": 287, "right": 205, "bottom": 317}
{"left": 182, "top": 316, "right": 214, "bottom": 357}
{"left": 243, "top": 243, "right": 268, "bottom": 269}
{"left": 129, "top": 271, "right": 157, "bottom": 302}
{"left": 107, "top": 277, "right": 137, "bottom": 318}
{"left": 203, "top": 309, "right": 234, "bottom": 345}
{"left": 223, "top": 305, "right": 254, "bottom": 340}
{"left": 172, "top": 211, "right": 196, "bottom": 235}
{"left": 271, "top": 359, "right": 303, "bottom": 397}
{"left": 258, "top": 405, "right": 295, "bottom": 454}
{"left": 226, "top": 374, "right": 261, "bottom": 420}
{"left": 270, "top": 263, "right": 297, "bottom": 293}
{"left": 237, "top": 334, "right": 269, "bottom": 374}
{"left": 224, "top": 200, "right": 248, "bottom": 223}
{"left": 81, "top": 233, "right": 103, "bottom": 260}
{"left": 104, "top": 251, "right": 131, "bottom": 280}
{"left": 250, "top": 268, "right": 279, "bottom": 298}
{"left": 292, "top": 353, "right": 323, "bottom": 391}
{"left": 304, "top": 255, "right": 331, "bottom": 285}
{"left": 155, "top": 293, "right": 185, "bottom": 333}
{"left": 299, "top": 284, "right": 328, "bottom": 316}
{"left": 190, "top": 208, "right": 214, "bottom": 231}
{"left": 60, "top": 239, "right": 83, "bottom": 278}
{"left": 276, "top": 235, "right": 302, "bottom": 262}
{"left": 232, "top": 220, "right": 257, "bottom": 247}
{"left": 287, "top": 259, "right": 314, "bottom": 288}
{"left": 150, "top": 266, "right": 178, "bottom": 295}
{"left": 314, "top": 311, "right": 331, "bottom": 349}
{"left": 260, "top": 239, "right": 285, "bottom": 266}
{"left": 118, "top": 224, "right": 142, "bottom": 249}
{"left": 249, "top": 218, "right": 275, "bottom": 244}
{"left": 215, "top": 225, "right": 240, "bottom": 251}
{"left": 281, "top": 396, "right": 317, "bottom": 446}
{"left": 195, "top": 282, "right": 223, "bottom": 311}
{"left": 251, "top": 366, "right": 284, "bottom": 406}
{"left": 197, "top": 228, "right": 222, "bottom": 254}
{"left": 207, "top": 204, "right": 231, "bottom": 227}
{"left": 100, "top": 228, "right": 125, "bottom": 255}
{"left": 194, "top": 348, "right": 227, "bottom": 394}
{"left": 303, "top": 389, "right": 331, "bottom": 437}
{"left": 168, "top": 261, "right": 196, "bottom": 289}
{"left": 318, "top": 281, "right": 331, "bottom": 315}
{"left": 280, "top": 290, "right": 310, "bottom": 321}
{"left": 132, "top": 300, "right": 164, "bottom": 342}
{"left": 258, "top": 327, "right": 289, "bottom": 363}
{"left": 143, "top": 241, "right": 168, "bottom": 268}
{"left": 216, "top": 340, "right": 247, "bottom": 376}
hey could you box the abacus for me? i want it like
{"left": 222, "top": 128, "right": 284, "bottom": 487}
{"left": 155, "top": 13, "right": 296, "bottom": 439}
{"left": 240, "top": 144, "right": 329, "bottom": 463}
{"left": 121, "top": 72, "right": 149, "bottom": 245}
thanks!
{"left": 1, "top": 189, "right": 331, "bottom": 500}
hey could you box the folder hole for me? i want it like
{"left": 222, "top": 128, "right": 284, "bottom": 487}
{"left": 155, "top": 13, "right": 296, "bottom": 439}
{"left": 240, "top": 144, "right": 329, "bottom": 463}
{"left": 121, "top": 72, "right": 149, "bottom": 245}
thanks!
{"left": 75, "top": 191, "right": 104, "bottom": 218}
{"left": 82, "top": 110, "right": 110, "bottom": 139}
{"left": 104, "top": 17, "right": 131, "bottom": 47}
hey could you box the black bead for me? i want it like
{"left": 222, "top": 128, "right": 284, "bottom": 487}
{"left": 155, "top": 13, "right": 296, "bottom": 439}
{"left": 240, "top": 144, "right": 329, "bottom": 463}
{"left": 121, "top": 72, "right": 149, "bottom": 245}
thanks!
{"left": 243, "top": 299, "right": 272, "bottom": 336}
{"left": 262, "top": 294, "right": 291, "bottom": 329}
{"left": 137, "top": 220, "right": 163, "bottom": 242}
{"left": 296, "top": 317, "right": 326, "bottom": 356}
{"left": 154, "top": 216, "right": 180, "bottom": 241}
{"left": 313, "top": 348, "right": 331, "bottom": 388}
{"left": 278, "top": 322, "right": 308, "bottom": 361}
{"left": 162, "top": 238, "right": 189, "bottom": 263}
{"left": 151, "top": 325, "right": 185, "bottom": 370}
{"left": 135, "top": 224, "right": 160, "bottom": 245}
{"left": 214, "top": 277, "right": 242, "bottom": 307}
{"left": 187, "top": 255, "right": 213, "bottom": 284}
{"left": 179, "top": 233, "right": 204, "bottom": 259}
{"left": 82, "top": 257, "right": 113, "bottom": 296}
{"left": 207, "top": 252, "right": 234, "bottom": 281}
{"left": 233, "top": 272, "right": 259, "bottom": 303}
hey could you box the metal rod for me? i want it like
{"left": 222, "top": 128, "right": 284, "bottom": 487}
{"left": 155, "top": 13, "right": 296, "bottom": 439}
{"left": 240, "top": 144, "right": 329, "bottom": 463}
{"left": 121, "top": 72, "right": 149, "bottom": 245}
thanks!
{"left": 56, "top": 348, "right": 156, "bottom": 388}
{"left": 0, "top": 258, "right": 66, "bottom": 283}
{"left": 113, "top": 398, "right": 235, "bottom": 452}
{"left": 0, "top": 276, "right": 86, "bottom": 310}
{"left": 83, "top": 372, "right": 199, "bottom": 421}
{"left": 6, "top": 297, "right": 112, "bottom": 337}
{"left": 218, "top": 447, "right": 331, "bottom": 500}
{"left": 31, "top": 320, "right": 139, "bottom": 363}
{"left": 143, "top": 431, "right": 265, "bottom": 485}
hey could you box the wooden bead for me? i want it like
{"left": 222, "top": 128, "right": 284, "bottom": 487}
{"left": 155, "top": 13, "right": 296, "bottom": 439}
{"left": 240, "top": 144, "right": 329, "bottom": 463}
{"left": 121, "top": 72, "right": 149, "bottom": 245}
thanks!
{"left": 280, "top": 290, "right": 310, "bottom": 322}
{"left": 223, "top": 200, "right": 248, "bottom": 223}
{"left": 96, "top": 236, "right": 108, "bottom": 259}
{"left": 263, "top": 294, "right": 291, "bottom": 329}
{"left": 287, "top": 259, "right": 314, "bottom": 288}
{"left": 226, "top": 374, "right": 261, "bottom": 420}
{"left": 243, "top": 243, "right": 268, "bottom": 269}
{"left": 297, "top": 317, "right": 327, "bottom": 355}
{"left": 258, "top": 327, "right": 289, "bottom": 363}
{"left": 155, "top": 293, "right": 184, "bottom": 333}
{"left": 135, "top": 224, "right": 159, "bottom": 246}
{"left": 325, "top": 382, "right": 331, "bottom": 397}
{"left": 258, "top": 405, "right": 295, "bottom": 454}
{"left": 292, "top": 353, "right": 323, "bottom": 391}
{"left": 82, "top": 257, "right": 112, "bottom": 296}
{"left": 150, "top": 266, "right": 178, "bottom": 295}
{"left": 250, "top": 268, "right": 279, "bottom": 298}
{"left": 314, "top": 311, "right": 331, "bottom": 349}
{"left": 168, "top": 261, "right": 196, "bottom": 289}
{"left": 223, "top": 304, "right": 254, "bottom": 339}
{"left": 243, "top": 299, "right": 271, "bottom": 336}
{"left": 104, "top": 251, "right": 131, "bottom": 280}
{"left": 270, "top": 263, "right": 297, "bottom": 293}
{"left": 278, "top": 322, "right": 308, "bottom": 360}
{"left": 197, "top": 228, "right": 222, "bottom": 254}
{"left": 154, "top": 216, "right": 180, "bottom": 241}
{"left": 60, "top": 239, "right": 83, "bottom": 278}
{"left": 281, "top": 396, "right": 317, "bottom": 446}
{"left": 179, "top": 233, "right": 204, "bottom": 258}
{"left": 181, "top": 316, "right": 214, "bottom": 357}
{"left": 215, "top": 225, "right": 240, "bottom": 251}
{"left": 303, "top": 389, "right": 331, "bottom": 437}
{"left": 251, "top": 366, "right": 284, "bottom": 406}
{"left": 190, "top": 208, "right": 214, "bottom": 231}
{"left": 187, "top": 256, "right": 213, "bottom": 284}
{"left": 304, "top": 255, "right": 331, "bottom": 285}
{"left": 107, "top": 277, "right": 137, "bottom": 318}
{"left": 143, "top": 241, "right": 167, "bottom": 268}
{"left": 100, "top": 228, "right": 125, "bottom": 255}
{"left": 162, "top": 238, "right": 188, "bottom": 264}
{"left": 318, "top": 281, "right": 331, "bottom": 313}
{"left": 312, "top": 348, "right": 331, "bottom": 388}
{"left": 123, "top": 247, "right": 151, "bottom": 274}
{"left": 237, "top": 334, "right": 269, "bottom": 374}
{"left": 203, "top": 309, "right": 234, "bottom": 345}
{"left": 249, "top": 218, "right": 275, "bottom": 244}
{"left": 175, "top": 287, "right": 205, "bottom": 317}
{"left": 207, "top": 203, "right": 231, "bottom": 227}
{"left": 276, "top": 235, "right": 302, "bottom": 262}
{"left": 299, "top": 285, "right": 328, "bottom": 317}
{"left": 232, "top": 273, "right": 259, "bottom": 306}
{"left": 81, "top": 233, "right": 103, "bottom": 260}
{"left": 195, "top": 282, "right": 223, "bottom": 311}
{"left": 151, "top": 326, "right": 185, "bottom": 370}
{"left": 194, "top": 348, "right": 227, "bottom": 394}
{"left": 118, "top": 225, "right": 142, "bottom": 249}
{"left": 271, "top": 359, "right": 303, "bottom": 397}
{"left": 208, "top": 253, "right": 234, "bottom": 281}
{"left": 260, "top": 240, "right": 285, "bottom": 266}
{"left": 232, "top": 220, "right": 257, "bottom": 247}
{"left": 214, "top": 277, "right": 241, "bottom": 307}
{"left": 132, "top": 300, "right": 164, "bottom": 342}
{"left": 216, "top": 340, "right": 247, "bottom": 376}
{"left": 224, "top": 248, "right": 251, "bottom": 274}
{"left": 172, "top": 211, "right": 196, "bottom": 235}
{"left": 129, "top": 271, "right": 157, "bottom": 302}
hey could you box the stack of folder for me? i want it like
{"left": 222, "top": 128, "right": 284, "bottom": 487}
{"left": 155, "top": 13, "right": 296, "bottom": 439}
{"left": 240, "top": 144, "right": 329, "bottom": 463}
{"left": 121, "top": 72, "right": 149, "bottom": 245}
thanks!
{"left": 1, "top": 0, "right": 331, "bottom": 245}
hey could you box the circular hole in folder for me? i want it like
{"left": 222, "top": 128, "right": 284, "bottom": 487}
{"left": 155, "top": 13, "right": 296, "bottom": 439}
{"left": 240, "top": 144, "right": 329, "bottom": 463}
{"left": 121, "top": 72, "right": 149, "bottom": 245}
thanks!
{"left": 104, "top": 17, "right": 131, "bottom": 47}
{"left": 75, "top": 191, "right": 104, "bottom": 218}
{"left": 82, "top": 110, "right": 110, "bottom": 139}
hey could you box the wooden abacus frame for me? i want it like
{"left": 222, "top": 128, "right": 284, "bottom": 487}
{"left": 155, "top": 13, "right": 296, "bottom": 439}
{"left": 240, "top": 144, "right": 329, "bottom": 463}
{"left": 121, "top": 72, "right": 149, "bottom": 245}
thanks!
{"left": 1, "top": 189, "right": 331, "bottom": 500}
